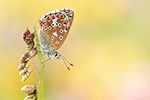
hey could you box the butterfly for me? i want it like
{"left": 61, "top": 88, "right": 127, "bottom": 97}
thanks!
{"left": 38, "top": 8, "right": 74, "bottom": 70}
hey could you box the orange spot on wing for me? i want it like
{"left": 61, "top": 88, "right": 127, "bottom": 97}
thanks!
{"left": 41, "top": 22, "right": 45, "bottom": 26}
{"left": 65, "top": 26, "right": 68, "bottom": 30}
{"left": 47, "top": 18, "right": 50, "bottom": 20}
{"left": 52, "top": 16, "right": 55, "bottom": 19}
{"left": 56, "top": 15, "right": 59, "bottom": 18}
{"left": 64, "top": 21, "right": 67, "bottom": 24}
{"left": 61, "top": 16, "right": 64, "bottom": 19}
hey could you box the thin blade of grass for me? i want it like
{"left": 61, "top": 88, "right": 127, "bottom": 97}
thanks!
{"left": 34, "top": 26, "right": 44, "bottom": 100}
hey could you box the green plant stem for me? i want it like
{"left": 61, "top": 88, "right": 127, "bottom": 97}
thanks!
{"left": 34, "top": 26, "right": 44, "bottom": 100}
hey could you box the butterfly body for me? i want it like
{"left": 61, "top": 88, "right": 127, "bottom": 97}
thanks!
{"left": 38, "top": 8, "right": 74, "bottom": 68}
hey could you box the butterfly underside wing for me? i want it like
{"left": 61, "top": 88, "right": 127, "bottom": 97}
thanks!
{"left": 39, "top": 8, "right": 74, "bottom": 52}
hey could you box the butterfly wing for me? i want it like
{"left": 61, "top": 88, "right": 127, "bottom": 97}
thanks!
{"left": 39, "top": 8, "right": 74, "bottom": 51}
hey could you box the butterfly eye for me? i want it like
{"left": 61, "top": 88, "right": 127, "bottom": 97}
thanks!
{"left": 54, "top": 51, "right": 60, "bottom": 59}
{"left": 54, "top": 52, "right": 58, "bottom": 57}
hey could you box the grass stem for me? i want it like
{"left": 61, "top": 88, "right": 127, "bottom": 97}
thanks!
{"left": 34, "top": 26, "right": 44, "bottom": 100}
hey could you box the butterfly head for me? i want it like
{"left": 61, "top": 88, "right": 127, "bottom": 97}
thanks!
{"left": 52, "top": 51, "right": 61, "bottom": 59}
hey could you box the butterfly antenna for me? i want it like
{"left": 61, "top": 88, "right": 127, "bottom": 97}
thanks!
{"left": 60, "top": 54, "right": 73, "bottom": 66}
{"left": 60, "top": 56, "right": 70, "bottom": 70}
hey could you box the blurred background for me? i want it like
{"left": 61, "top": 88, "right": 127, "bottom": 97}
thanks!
{"left": 0, "top": 0, "right": 150, "bottom": 100}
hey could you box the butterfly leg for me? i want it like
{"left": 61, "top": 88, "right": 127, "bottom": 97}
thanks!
{"left": 42, "top": 53, "right": 51, "bottom": 64}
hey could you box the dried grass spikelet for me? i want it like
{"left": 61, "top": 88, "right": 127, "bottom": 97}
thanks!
{"left": 21, "top": 85, "right": 37, "bottom": 100}
{"left": 22, "top": 70, "right": 33, "bottom": 82}
{"left": 18, "top": 27, "right": 39, "bottom": 100}
{"left": 18, "top": 28, "right": 37, "bottom": 82}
